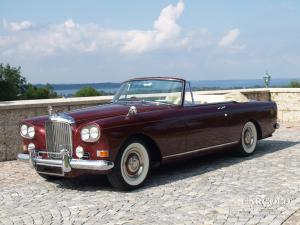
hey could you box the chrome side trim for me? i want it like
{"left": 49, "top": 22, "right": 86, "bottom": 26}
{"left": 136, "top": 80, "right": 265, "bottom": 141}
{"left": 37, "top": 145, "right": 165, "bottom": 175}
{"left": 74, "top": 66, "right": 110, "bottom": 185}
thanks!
{"left": 163, "top": 141, "right": 239, "bottom": 159}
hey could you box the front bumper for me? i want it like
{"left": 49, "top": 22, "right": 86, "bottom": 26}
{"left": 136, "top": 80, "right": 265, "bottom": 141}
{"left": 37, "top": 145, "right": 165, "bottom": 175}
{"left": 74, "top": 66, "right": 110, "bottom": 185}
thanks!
{"left": 17, "top": 149, "right": 114, "bottom": 176}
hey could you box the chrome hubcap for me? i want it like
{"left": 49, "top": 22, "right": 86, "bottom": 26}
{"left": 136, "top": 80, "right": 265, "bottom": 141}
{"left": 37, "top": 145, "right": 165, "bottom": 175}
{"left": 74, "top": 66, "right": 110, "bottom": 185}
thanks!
{"left": 120, "top": 142, "right": 150, "bottom": 186}
{"left": 126, "top": 153, "right": 141, "bottom": 175}
{"left": 244, "top": 128, "right": 254, "bottom": 146}
{"left": 123, "top": 149, "right": 144, "bottom": 178}
{"left": 241, "top": 122, "right": 257, "bottom": 154}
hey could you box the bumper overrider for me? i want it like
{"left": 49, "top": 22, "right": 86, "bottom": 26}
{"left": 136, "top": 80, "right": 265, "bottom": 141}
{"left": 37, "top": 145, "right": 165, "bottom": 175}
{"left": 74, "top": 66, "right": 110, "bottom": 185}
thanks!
{"left": 17, "top": 149, "right": 114, "bottom": 176}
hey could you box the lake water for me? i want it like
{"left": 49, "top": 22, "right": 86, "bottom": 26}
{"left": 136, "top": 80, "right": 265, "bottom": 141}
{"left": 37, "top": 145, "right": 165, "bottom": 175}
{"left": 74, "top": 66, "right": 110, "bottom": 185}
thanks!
{"left": 43, "top": 78, "right": 296, "bottom": 96}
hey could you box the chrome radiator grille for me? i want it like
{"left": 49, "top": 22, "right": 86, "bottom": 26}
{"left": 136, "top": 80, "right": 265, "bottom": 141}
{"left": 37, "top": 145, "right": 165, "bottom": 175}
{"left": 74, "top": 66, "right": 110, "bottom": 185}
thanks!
{"left": 45, "top": 120, "right": 73, "bottom": 159}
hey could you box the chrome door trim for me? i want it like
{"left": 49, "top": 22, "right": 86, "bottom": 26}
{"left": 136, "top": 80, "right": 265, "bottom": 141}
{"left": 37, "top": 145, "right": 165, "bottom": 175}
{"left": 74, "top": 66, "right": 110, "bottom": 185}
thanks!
{"left": 163, "top": 141, "right": 239, "bottom": 159}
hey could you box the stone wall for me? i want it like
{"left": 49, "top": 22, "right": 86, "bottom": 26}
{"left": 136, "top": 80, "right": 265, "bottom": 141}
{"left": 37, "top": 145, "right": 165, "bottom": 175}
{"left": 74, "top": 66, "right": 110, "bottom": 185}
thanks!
{"left": 269, "top": 88, "right": 300, "bottom": 122}
{"left": 0, "top": 88, "right": 299, "bottom": 161}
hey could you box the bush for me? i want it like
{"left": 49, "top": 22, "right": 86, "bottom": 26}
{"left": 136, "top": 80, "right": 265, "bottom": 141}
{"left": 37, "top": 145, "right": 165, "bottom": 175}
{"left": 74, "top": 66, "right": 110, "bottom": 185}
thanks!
{"left": 74, "top": 86, "right": 102, "bottom": 97}
{"left": 288, "top": 80, "right": 300, "bottom": 88}
{"left": 21, "top": 84, "right": 59, "bottom": 100}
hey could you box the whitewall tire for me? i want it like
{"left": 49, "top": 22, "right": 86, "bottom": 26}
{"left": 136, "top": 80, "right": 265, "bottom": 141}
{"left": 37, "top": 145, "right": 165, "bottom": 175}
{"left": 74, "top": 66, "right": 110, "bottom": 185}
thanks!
{"left": 107, "top": 139, "right": 150, "bottom": 190}
{"left": 236, "top": 121, "right": 258, "bottom": 156}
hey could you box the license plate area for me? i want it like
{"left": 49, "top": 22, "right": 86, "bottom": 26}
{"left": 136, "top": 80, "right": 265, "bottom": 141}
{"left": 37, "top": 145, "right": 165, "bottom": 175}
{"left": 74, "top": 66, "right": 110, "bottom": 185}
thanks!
{"left": 36, "top": 164, "right": 64, "bottom": 176}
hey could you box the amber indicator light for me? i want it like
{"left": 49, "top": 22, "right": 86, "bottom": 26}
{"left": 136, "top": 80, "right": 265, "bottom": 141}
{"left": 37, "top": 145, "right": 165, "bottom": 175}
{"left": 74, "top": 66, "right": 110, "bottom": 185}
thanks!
{"left": 97, "top": 150, "right": 109, "bottom": 158}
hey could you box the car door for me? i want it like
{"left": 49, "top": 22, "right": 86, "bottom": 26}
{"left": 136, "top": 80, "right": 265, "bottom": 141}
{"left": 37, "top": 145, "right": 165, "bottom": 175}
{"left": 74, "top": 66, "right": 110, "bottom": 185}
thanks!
{"left": 182, "top": 102, "right": 233, "bottom": 152}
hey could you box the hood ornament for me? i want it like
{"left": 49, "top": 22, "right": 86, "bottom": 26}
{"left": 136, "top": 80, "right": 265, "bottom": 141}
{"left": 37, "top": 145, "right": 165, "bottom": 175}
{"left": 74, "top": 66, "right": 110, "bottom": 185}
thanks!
{"left": 48, "top": 105, "right": 53, "bottom": 116}
{"left": 47, "top": 105, "right": 75, "bottom": 124}
{"left": 127, "top": 106, "right": 137, "bottom": 117}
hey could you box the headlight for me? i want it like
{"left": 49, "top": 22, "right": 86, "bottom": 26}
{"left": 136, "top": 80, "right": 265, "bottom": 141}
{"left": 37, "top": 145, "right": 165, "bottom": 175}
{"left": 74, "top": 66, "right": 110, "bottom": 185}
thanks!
{"left": 27, "top": 126, "right": 35, "bottom": 138}
{"left": 20, "top": 125, "right": 28, "bottom": 136}
{"left": 20, "top": 124, "right": 35, "bottom": 139}
{"left": 90, "top": 127, "right": 99, "bottom": 139}
{"left": 80, "top": 125, "right": 100, "bottom": 142}
{"left": 81, "top": 128, "right": 90, "bottom": 141}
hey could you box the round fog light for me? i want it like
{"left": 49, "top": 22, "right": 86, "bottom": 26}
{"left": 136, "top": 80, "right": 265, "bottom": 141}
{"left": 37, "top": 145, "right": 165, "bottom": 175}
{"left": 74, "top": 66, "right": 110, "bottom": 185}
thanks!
{"left": 76, "top": 146, "right": 84, "bottom": 159}
{"left": 28, "top": 143, "right": 35, "bottom": 151}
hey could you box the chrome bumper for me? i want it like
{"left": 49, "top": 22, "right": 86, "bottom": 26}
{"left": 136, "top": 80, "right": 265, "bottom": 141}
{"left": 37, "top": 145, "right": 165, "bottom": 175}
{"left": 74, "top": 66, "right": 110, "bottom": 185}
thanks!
{"left": 17, "top": 149, "right": 114, "bottom": 176}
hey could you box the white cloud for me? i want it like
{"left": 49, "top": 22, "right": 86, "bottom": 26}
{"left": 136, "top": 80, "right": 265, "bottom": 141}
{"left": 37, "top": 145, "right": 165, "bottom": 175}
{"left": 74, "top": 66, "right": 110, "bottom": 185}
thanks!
{"left": 121, "top": 0, "right": 184, "bottom": 53}
{"left": 3, "top": 20, "right": 32, "bottom": 31}
{"left": 64, "top": 19, "right": 76, "bottom": 30}
{"left": 0, "top": 1, "right": 215, "bottom": 57}
{"left": 0, "top": 36, "right": 16, "bottom": 47}
{"left": 19, "top": 21, "right": 101, "bottom": 55}
{"left": 218, "top": 28, "right": 244, "bottom": 49}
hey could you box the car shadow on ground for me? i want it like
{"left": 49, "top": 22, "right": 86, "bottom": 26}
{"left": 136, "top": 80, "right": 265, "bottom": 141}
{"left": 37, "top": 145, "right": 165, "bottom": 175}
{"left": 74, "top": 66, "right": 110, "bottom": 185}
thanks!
{"left": 51, "top": 139, "right": 299, "bottom": 192}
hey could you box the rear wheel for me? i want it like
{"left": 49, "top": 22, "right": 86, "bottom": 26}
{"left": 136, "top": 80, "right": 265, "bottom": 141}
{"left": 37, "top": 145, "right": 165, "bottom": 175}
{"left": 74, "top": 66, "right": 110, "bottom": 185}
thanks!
{"left": 107, "top": 140, "right": 150, "bottom": 191}
{"left": 235, "top": 121, "right": 258, "bottom": 156}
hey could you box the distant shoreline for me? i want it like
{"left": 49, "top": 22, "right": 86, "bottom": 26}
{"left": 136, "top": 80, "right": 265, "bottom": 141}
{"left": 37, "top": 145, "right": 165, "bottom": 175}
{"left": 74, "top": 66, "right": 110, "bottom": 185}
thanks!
{"left": 35, "top": 78, "right": 299, "bottom": 96}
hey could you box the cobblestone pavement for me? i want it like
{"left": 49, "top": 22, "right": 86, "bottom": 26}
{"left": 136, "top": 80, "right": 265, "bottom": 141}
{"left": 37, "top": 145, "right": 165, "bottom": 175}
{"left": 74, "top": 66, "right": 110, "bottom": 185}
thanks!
{"left": 0, "top": 124, "right": 299, "bottom": 225}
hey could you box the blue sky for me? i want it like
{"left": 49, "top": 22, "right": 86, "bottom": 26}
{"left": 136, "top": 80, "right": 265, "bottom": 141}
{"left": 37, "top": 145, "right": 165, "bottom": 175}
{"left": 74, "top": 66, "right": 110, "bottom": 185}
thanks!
{"left": 0, "top": 0, "right": 299, "bottom": 83}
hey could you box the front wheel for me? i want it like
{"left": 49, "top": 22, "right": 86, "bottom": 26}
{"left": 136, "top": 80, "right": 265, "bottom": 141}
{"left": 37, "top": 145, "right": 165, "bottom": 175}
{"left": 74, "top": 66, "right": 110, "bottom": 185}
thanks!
{"left": 107, "top": 140, "right": 150, "bottom": 191}
{"left": 235, "top": 121, "right": 258, "bottom": 156}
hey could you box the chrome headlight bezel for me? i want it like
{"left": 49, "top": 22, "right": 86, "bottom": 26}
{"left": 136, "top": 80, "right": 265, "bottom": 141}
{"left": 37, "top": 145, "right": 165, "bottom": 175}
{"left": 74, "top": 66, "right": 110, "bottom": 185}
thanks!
{"left": 20, "top": 124, "right": 35, "bottom": 139}
{"left": 80, "top": 124, "right": 100, "bottom": 143}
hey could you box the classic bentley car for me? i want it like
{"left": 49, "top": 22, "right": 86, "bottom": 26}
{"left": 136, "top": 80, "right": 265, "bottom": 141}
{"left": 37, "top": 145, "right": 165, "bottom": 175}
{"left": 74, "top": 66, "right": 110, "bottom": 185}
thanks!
{"left": 18, "top": 77, "right": 279, "bottom": 190}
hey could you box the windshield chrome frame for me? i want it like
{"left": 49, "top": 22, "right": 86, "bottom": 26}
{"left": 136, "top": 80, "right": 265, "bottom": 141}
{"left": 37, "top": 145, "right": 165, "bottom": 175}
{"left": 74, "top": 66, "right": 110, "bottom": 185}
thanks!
{"left": 113, "top": 78, "right": 186, "bottom": 107}
{"left": 184, "top": 81, "right": 195, "bottom": 105}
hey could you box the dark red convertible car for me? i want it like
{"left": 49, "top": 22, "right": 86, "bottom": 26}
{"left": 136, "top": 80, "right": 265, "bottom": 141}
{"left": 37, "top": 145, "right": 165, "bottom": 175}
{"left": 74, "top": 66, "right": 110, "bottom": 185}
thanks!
{"left": 18, "top": 77, "right": 279, "bottom": 190}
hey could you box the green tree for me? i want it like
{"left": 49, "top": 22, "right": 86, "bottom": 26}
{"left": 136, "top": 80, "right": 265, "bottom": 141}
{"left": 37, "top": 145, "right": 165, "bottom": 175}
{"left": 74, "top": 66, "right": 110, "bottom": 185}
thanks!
{"left": 0, "top": 64, "right": 27, "bottom": 101}
{"left": 288, "top": 80, "right": 300, "bottom": 88}
{"left": 74, "top": 86, "right": 102, "bottom": 97}
{"left": 0, "top": 63, "right": 60, "bottom": 101}
{"left": 21, "top": 83, "right": 59, "bottom": 100}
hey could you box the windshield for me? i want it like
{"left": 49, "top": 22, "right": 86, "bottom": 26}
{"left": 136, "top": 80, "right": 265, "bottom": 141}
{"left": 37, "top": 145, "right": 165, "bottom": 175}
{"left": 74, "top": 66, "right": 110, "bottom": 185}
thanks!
{"left": 113, "top": 79, "right": 184, "bottom": 105}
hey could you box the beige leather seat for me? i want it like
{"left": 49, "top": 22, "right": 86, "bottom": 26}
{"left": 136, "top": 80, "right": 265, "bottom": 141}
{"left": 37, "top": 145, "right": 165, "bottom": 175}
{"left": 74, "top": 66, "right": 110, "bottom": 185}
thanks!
{"left": 165, "top": 95, "right": 181, "bottom": 105}
{"left": 194, "top": 91, "right": 249, "bottom": 104}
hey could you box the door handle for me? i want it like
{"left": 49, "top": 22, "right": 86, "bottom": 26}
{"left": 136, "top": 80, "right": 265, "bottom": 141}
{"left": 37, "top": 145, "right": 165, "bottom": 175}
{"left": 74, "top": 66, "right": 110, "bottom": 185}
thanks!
{"left": 217, "top": 106, "right": 226, "bottom": 110}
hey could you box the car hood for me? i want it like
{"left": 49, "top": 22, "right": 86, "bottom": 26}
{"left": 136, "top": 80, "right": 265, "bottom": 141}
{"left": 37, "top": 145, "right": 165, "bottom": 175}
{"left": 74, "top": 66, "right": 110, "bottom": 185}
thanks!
{"left": 26, "top": 103, "right": 171, "bottom": 125}
{"left": 68, "top": 103, "right": 171, "bottom": 123}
